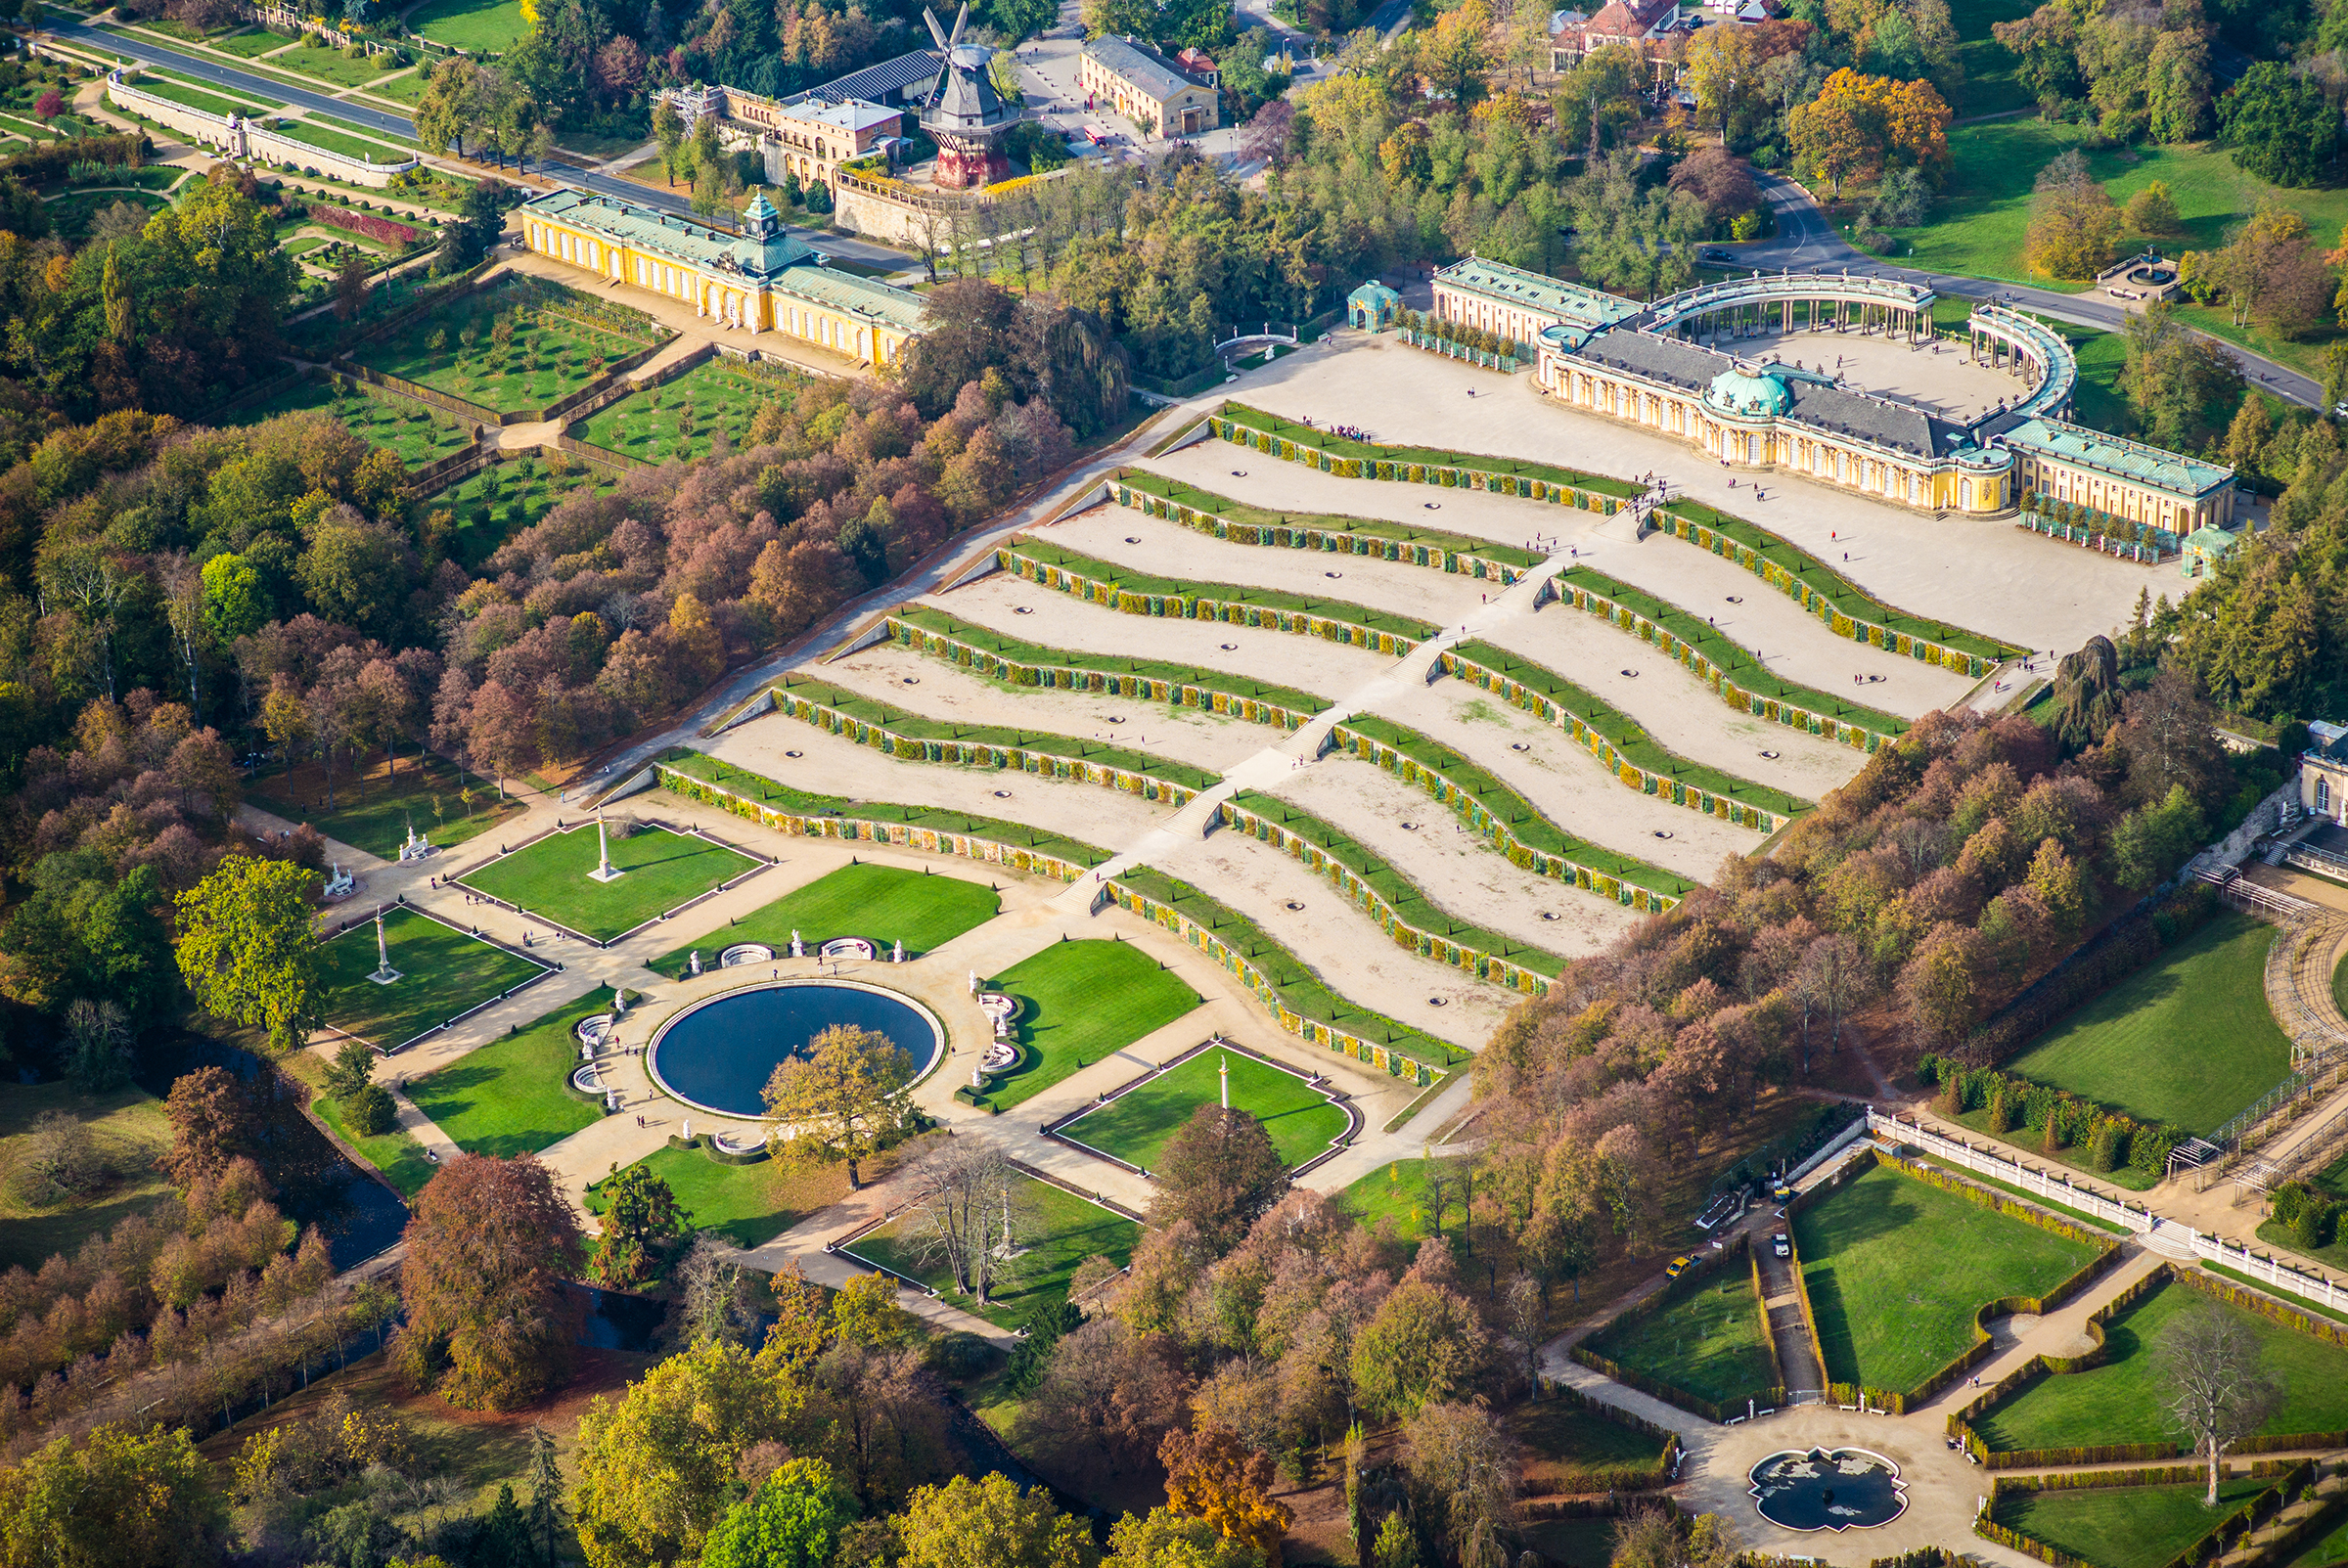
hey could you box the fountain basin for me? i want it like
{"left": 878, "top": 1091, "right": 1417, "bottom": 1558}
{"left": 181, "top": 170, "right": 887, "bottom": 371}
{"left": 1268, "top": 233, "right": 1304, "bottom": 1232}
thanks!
{"left": 1749, "top": 1448, "right": 1907, "bottom": 1532}
{"left": 649, "top": 979, "right": 945, "bottom": 1118}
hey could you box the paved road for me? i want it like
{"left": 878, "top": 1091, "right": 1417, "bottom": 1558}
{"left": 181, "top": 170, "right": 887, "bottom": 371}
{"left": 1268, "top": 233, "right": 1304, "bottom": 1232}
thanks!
{"left": 1733, "top": 168, "right": 2322, "bottom": 410}
{"left": 46, "top": 17, "right": 917, "bottom": 270}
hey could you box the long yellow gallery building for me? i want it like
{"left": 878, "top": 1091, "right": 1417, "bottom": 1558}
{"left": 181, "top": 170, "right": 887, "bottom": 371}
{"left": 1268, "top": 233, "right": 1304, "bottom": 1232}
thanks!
{"left": 519, "top": 187, "right": 927, "bottom": 367}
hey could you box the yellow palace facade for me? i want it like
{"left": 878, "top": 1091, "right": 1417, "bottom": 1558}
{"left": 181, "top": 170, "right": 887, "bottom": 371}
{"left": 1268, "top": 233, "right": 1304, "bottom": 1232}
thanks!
{"left": 519, "top": 187, "right": 927, "bottom": 367}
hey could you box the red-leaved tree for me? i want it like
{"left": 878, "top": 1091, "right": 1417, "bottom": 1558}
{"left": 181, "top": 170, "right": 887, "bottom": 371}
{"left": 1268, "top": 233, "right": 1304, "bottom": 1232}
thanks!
{"left": 391, "top": 1153, "right": 583, "bottom": 1410}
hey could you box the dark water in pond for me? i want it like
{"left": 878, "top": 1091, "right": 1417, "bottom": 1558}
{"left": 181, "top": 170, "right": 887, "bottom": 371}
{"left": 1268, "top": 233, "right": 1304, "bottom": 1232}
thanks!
{"left": 572, "top": 1283, "right": 666, "bottom": 1350}
{"left": 651, "top": 982, "right": 941, "bottom": 1116}
{"left": 1750, "top": 1448, "right": 1907, "bottom": 1531}
{"left": 135, "top": 1028, "right": 410, "bottom": 1272}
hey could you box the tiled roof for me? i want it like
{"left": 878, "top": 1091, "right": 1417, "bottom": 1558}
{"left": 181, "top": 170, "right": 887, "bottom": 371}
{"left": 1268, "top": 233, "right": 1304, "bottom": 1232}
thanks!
{"left": 1436, "top": 255, "right": 1643, "bottom": 328}
{"left": 1568, "top": 329, "right": 1959, "bottom": 456}
{"left": 2000, "top": 417, "right": 2234, "bottom": 497}
{"left": 780, "top": 97, "right": 905, "bottom": 134}
{"left": 1083, "top": 36, "right": 1209, "bottom": 102}
{"left": 1571, "top": 327, "right": 1721, "bottom": 388}
{"left": 528, "top": 188, "right": 814, "bottom": 278}
{"left": 772, "top": 262, "right": 928, "bottom": 334}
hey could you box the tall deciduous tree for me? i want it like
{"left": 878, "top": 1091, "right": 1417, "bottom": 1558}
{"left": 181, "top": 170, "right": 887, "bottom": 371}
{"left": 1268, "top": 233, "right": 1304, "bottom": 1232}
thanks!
{"left": 762, "top": 1023, "right": 913, "bottom": 1187}
{"left": 894, "top": 1472, "right": 1095, "bottom": 1568}
{"left": 1150, "top": 1101, "right": 1287, "bottom": 1252}
{"left": 699, "top": 1456, "right": 850, "bottom": 1568}
{"left": 898, "top": 1136, "right": 1019, "bottom": 1305}
{"left": 1159, "top": 1418, "right": 1290, "bottom": 1561}
{"left": 175, "top": 857, "right": 327, "bottom": 1053}
{"left": 0, "top": 1422, "right": 228, "bottom": 1567}
{"left": 2024, "top": 149, "right": 2120, "bottom": 281}
{"left": 392, "top": 1153, "right": 583, "bottom": 1410}
{"left": 1350, "top": 1277, "right": 1486, "bottom": 1419}
{"left": 2158, "top": 1304, "right": 2282, "bottom": 1505}
{"left": 591, "top": 1162, "right": 692, "bottom": 1287}
{"left": 1402, "top": 1402, "right": 1520, "bottom": 1568}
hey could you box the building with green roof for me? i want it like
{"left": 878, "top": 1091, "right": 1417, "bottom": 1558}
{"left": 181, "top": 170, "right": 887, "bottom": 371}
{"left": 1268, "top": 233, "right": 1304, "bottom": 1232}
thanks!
{"left": 2001, "top": 417, "right": 2238, "bottom": 536}
{"left": 520, "top": 187, "right": 927, "bottom": 367}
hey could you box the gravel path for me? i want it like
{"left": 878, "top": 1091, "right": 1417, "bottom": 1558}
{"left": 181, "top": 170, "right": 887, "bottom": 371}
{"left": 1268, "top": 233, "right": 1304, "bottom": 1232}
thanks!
{"left": 922, "top": 570, "right": 1393, "bottom": 699}
{"left": 1482, "top": 606, "right": 1870, "bottom": 801}
{"left": 705, "top": 710, "right": 1175, "bottom": 850}
{"left": 1265, "top": 756, "right": 1641, "bottom": 960}
{"left": 1036, "top": 502, "right": 1490, "bottom": 629}
{"left": 809, "top": 641, "right": 1273, "bottom": 775}
{"left": 1371, "top": 677, "right": 1761, "bottom": 884}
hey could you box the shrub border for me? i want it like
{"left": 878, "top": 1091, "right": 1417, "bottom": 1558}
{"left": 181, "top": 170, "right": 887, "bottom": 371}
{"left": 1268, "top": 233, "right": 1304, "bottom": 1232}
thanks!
{"left": 1572, "top": 1232, "right": 1787, "bottom": 1424}
{"left": 1978, "top": 1459, "right": 2312, "bottom": 1568}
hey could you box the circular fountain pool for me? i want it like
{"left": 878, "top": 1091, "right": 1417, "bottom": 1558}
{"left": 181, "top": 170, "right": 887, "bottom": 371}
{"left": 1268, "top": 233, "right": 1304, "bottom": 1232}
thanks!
{"left": 1748, "top": 1448, "right": 1907, "bottom": 1532}
{"left": 649, "top": 980, "right": 944, "bottom": 1117}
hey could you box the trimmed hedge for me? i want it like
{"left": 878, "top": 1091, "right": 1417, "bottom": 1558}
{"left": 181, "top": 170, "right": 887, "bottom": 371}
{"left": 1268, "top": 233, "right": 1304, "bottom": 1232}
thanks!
{"left": 1571, "top": 1233, "right": 1784, "bottom": 1423}
{"left": 1980, "top": 1460, "right": 2312, "bottom": 1568}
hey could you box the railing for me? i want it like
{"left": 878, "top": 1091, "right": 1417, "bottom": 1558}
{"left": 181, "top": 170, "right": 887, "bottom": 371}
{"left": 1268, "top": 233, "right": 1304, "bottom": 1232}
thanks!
{"left": 1643, "top": 269, "right": 1935, "bottom": 333}
{"left": 1870, "top": 1112, "right": 2348, "bottom": 1319}
{"left": 2285, "top": 841, "right": 2348, "bottom": 883}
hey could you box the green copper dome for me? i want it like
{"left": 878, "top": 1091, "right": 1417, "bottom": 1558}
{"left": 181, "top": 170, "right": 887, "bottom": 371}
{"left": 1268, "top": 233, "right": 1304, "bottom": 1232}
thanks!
{"left": 1705, "top": 365, "right": 1789, "bottom": 418}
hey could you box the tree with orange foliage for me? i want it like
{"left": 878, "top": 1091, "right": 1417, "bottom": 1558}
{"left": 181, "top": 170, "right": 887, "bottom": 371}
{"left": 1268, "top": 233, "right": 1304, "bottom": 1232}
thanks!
{"left": 1159, "top": 1418, "right": 1292, "bottom": 1564}
{"left": 1786, "top": 68, "right": 1951, "bottom": 197}
{"left": 392, "top": 1153, "right": 584, "bottom": 1411}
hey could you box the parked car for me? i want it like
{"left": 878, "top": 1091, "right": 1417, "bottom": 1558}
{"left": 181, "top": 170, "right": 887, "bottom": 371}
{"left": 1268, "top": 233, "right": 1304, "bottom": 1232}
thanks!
{"left": 1773, "top": 1232, "right": 1791, "bottom": 1258}
{"left": 1664, "top": 1254, "right": 1693, "bottom": 1278}
{"left": 1701, "top": 247, "right": 1737, "bottom": 263}
{"left": 1772, "top": 1180, "right": 1793, "bottom": 1202}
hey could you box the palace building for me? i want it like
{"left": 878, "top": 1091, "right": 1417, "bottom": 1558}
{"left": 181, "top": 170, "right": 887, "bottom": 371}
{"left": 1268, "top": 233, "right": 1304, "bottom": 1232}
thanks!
{"left": 662, "top": 76, "right": 913, "bottom": 194}
{"left": 519, "top": 188, "right": 927, "bottom": 367}
{"left": 1488, "top": 258, "right": 2238, "bottom": 521}
{"left": 1077, "top": 36, "right": 1221, "bottom": 138}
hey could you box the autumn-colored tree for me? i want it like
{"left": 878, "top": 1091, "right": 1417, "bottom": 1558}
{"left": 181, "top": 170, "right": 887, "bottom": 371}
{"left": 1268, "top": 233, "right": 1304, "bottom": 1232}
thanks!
{"left": 2024, "top": 149, "right": 2121, "bottom": 280}
{"left": 1103, "top": 1508, "right": 1259, "bottom": 1568}
{"left": 2124, "top": 181, "right": 2182, "bottom": 236}
{"left": 1159, "top": 1418, "right": 1292, "bottom": 1562}
{"left": 831, "top": 1271, "right": 918, "bottom": 1349}
{"left": 158, "top": 1064, "right": 267, "bottom": 1189}
{"left": 1149, "top": 1101, "right": 1287, "bottom": 1251}
{"left": 1350, "top": 1277, "right": 1487, "bottom": 1418}
{"left": 572, "top": 1338, "right": 818, "bottom": 1568}
{"left": 1402, "top": 1403, "right": 1519, "bottom": 1568}
{"left": 0, "top": 1422, "right": 228, "bottom": 1567}
{"left": 1787, "top": 68, "right": 1951, "bottom": 197}
{"left": 1896, "top": 921, "right": 1982, "bottom": 1049}
{"left": 175, "top": 856, "right": 328, "bottom": 1052}
{"left": 762, "top": 1023, "right": 914, "bottom": 1187}
{"left": 894, "top": 1472, "right": 1094, "bottom": 1568}
{"left": 393, "top": 1153, "right": 583, "bottom": 1410}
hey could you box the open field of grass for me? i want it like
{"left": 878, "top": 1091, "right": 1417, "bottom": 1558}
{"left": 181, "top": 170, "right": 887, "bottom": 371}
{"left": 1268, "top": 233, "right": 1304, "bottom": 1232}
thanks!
{"left": 248, "top": 749, "right": 523, "bottom": 858}
{"left": 47, "top": 188, "right": 167, "bottom": 241}
{"left": 461, "top": 824, "right": 761, "bottom": 943}
{"left": 2286, "top": 1512, "right": 2348, "bottom": 1568}
{"left": 982, "top": 939, "right": 1201, "bottom": 1110}
{"left": 318, "top": 907, "right": 548, "bottom": 1051}
{"left": 1974, "top": 1277, "right": 2348, "bottom": 1453}
{"left": 407, "top": 0, "right": 531, "bottom": 50}
{"left": 372, "top": 71, "right": 435, "bottom": 105}
{"left": 576, "top": 358, "right": 803, "bottom": 465}
{"left": 843, "top": 1172, "right": 1141, "bottom": 1329}
{"left": 409, "top": 993, "right": 607, "bottom": 1160}
{"left": 2001, "top": 912, "right": 2291, "bottom": 1138}
{"left": 587, "top": 1142, "right": 851, "bottom": 1248}
{"left": 1993, "top": 1477, "right": 2269, "bottom": 1568}
{"left": 1583, "top": 1270, "right": 1778, "bottom": 1409}
{"left": 266, "top": 44, "right": 405, "bottom": 90}
{"left": 212, "top": 26, "right": 300, "bottom": 56}
{"left": 1795, "top": 1162, "right": 2102, "bottom": 1395}
{"left": 286, "top": 1051, "right": 437, "bottom": 1197}
{"left": 0, "top": 1083, "right": 174, "bottom": 1273}
{"left": 649, "top": 862, "right": 998, "bottom": 980}
{"left": 1059, "top": 1049, "right": 1351, "bottom": 1172}
{"left": 1950, "top": 0, "right": 2040, "bottom": 115}
{"left": 221, "top": 376, "right": 474, "bottom": 467}
{"left": 1335, "top": 1155, "right": 1474, "bottom": 1244}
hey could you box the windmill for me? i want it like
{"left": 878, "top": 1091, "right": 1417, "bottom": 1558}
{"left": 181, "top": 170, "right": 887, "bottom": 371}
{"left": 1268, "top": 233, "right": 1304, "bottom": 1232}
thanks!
{"left": 919, "top": 3, "right": 1014, "bottom": 189}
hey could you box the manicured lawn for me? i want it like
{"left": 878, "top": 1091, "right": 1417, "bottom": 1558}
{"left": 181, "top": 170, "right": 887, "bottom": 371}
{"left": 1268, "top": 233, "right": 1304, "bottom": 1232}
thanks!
{"left": 212, "top": 27, "right": 301, "bottom": 57}
{"left": 1794, "top": 1162, "right": 2102, "bottom": 1396}
{"left": 1506, "top": 1401, "right": 1671, "bottom": 1494}
{"left": 1059, "top": 1049, "right": 1350, "bottom": 1173}
{"left": 586, "top": 1142, "right": 850, "bottom": 1248}
{"left": 409, "top": 994, "right": 607, "bottom": 1160}
{"left": 1583, "top": 1271, "right": 1778, "bottom": 1410}
{"left": 460, "top": 824, "right": 762, "bottom": 943}
{"left": 1336, "top": 1155, "right": 1474, "bottom": 1245}
{"left": 350, "top": 278, "right": 666, "bottom": 415}
{"left": 424, "top": 455, "right": 617, "bottom": 571}
{"left": 577, "top": 358, "right": 804, "bottom": 465}
{"left": 2255, "top": 1218, "right": 2348, "bottom": 1277}
{"left": 1975, "top": 1278, "right": 2348, "bottom": 1453}
{"left": 2318, "top": 1146, "right": 2348, "bottom": 1204}
{"left": 2002, "top": 913, "right": 2291, "bottom": 1138}
{"left": 0, "top": 1082, "right": 175, "bottom": 1273}
{"left": 2286, "top": 1512, "right": 2348, "bottom": 1568}
{"left": 221, "top": 377, "right": 474, "bottom": 467}
{"left": 248, "top": 750, "right": 524, "bottom": 859}
{"left": 318, "top": 906, "right": 549, "bottom": 1051}
{"left": 649, "top": 862, "right": 999, "bottom": 981}
{"left": 1993, "top": 1477, "right": 2268, "bottom": 1568}
{"left": 287, "top": 1052, "right": 438, "bottom": 1198}
{"left": 267, "top": 45, "right": 404, "bottom": 90}
{"left": 268, "top": 116, "right": 411, "bottom": 163}
{"left": 371, "top": 70, "right": 434, "bottom": 106}
{"left": 131, "top": 74, "right": 279, "bottom": 119}
{"left": 981, "top": 939, "right": 1202, "bottom": 1110}
{"left": 843, "top": 1172, "right": 1141, "bottom": 1329}
{"left": 408, "top": 0, "right": 531, "bottom": 50}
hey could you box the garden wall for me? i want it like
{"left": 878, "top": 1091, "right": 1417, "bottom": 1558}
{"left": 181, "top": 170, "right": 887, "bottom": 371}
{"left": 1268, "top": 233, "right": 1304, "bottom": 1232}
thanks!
{"left": 105, "top": 73, "right": 417, "bottom": 186}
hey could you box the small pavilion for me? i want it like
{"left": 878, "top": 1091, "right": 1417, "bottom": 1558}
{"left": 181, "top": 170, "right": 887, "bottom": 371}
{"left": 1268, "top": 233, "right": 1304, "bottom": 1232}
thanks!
{"left": 1348, "top": 280, "right": 1400, "bottom": 332}
{"left": 2180, "top": 523, "right": 2239, "bottom": 579}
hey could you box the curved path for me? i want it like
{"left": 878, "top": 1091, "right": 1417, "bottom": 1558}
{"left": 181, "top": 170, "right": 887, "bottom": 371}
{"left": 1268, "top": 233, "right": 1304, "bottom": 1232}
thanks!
{"left": 1732, "top": 170, "right": 2322, "bottom": 411}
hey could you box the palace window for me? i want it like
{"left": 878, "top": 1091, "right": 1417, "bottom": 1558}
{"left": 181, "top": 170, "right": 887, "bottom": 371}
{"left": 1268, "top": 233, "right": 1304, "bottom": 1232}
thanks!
{"left": 2319, "top": 777, "right": 2332, "bottom": 813}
